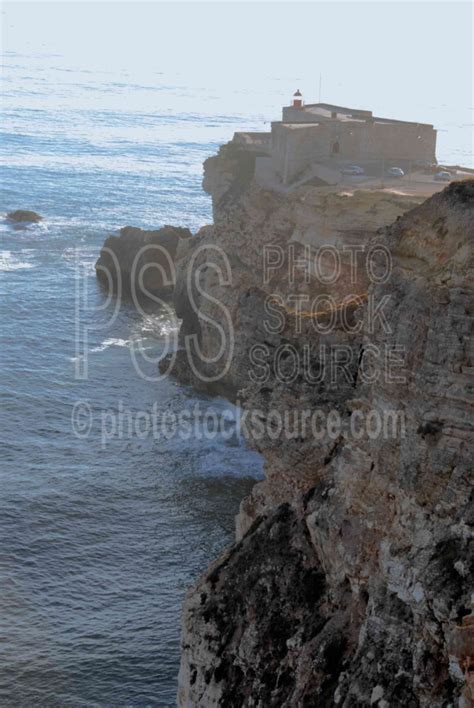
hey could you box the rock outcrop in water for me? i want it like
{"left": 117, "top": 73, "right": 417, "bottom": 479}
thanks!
{"left": 7, "top": 209, "right": 43, "bottom": 223}
{"left": 170, "top": 140, "right": 473, "bottom": 707}
{"left": 95, "top": 224, "right": 192, "bottom": 300}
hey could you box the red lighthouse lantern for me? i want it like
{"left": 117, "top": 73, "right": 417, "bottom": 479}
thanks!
{"left": 292, "top": 89, "right": 303, "bottom": 108}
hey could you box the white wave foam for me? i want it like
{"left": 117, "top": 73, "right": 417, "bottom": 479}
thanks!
{"left": 90, "top": 337, "right": 131, "bottom": 353}
{"left": 139, "top": 314, "right": 180, "bottom": 338}
{"left": 69, "top": 337, "right": 132, "bottom": 362}
{"left": 69, "top": 335, "right": 163, "bottom": 362}
{"left": 0, "top": 250, "right": 35, "bottom": 271}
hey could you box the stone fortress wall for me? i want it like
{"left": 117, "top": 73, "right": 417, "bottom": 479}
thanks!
{"left": 232, "top": 100, "right": 437, "bottom": 186}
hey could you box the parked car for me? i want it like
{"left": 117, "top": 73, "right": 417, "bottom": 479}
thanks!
{"left": 341, "top": 165, "right": 364, "bottom": 176}
{"left": 434, "top": 171, "right": 452, "bottom": 182}
{"left": 386, "top": 167, "right": 405, "bottom": 178}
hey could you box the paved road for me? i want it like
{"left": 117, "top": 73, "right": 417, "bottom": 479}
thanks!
{"left": 339, "top": 170, "right": 473, "bottom": 197}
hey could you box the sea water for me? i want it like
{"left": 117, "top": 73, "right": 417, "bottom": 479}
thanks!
{"left": 0, "top": 55, "right": 264, "bottom": 706}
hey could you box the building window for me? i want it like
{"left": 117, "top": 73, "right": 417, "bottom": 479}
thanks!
{"left": 332, "top": 141, "right": 340, "bottom": 154}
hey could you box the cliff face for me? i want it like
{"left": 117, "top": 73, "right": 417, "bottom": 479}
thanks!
{"left": 173, "top": 146, "right": 473, "bottom": 707}
{"left": 167, "top": 146, "right": 423, "bottom": 398}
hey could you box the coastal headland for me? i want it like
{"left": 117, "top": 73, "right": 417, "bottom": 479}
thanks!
{"left": 96, "top": 130, "right": 474, "bottom": 706}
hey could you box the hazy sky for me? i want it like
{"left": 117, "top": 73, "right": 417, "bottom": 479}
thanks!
{"left": 2, "top": 1, "right": 473, "bottom": 161}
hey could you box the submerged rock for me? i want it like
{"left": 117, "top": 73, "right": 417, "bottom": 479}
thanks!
{"left": 7, "top": 209, "right": 43, "bottom": 223}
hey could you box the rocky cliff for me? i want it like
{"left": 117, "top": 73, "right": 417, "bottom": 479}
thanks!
{"left": 93, "top": 145, "right": 473, "bottom": 705}
{"left": 169, "top": 141, "right": 473, "bottom": 707}
{"left": 95, "top": 224, "right": 193, "bottom": 302}
{"left": 164, "top": 146, "right": 423, "bottom": 396}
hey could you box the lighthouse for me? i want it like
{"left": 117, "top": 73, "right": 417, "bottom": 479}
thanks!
{"left": 292, "top": 89, "right": 303, "bottom": 109}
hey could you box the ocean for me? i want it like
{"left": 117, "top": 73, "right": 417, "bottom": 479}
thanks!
{"left": 1, "top": 21, "right": 472, "bottom": 704}
{"left": 0, "top": 54, "right": 264, "bottom": 706}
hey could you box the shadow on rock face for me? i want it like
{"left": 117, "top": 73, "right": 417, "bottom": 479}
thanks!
{"left": 95, "top": 224, "right": 192, "bottom": 308}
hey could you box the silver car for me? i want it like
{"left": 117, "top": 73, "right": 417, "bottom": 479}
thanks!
{"left": 341, "top": 165, "right": 364, "bottom": 176}
{"left": 387, "top": 167, "right": 405, "bottom": 178}
{"left": 434, "top": 171, "right": 452, "bottom": 182}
